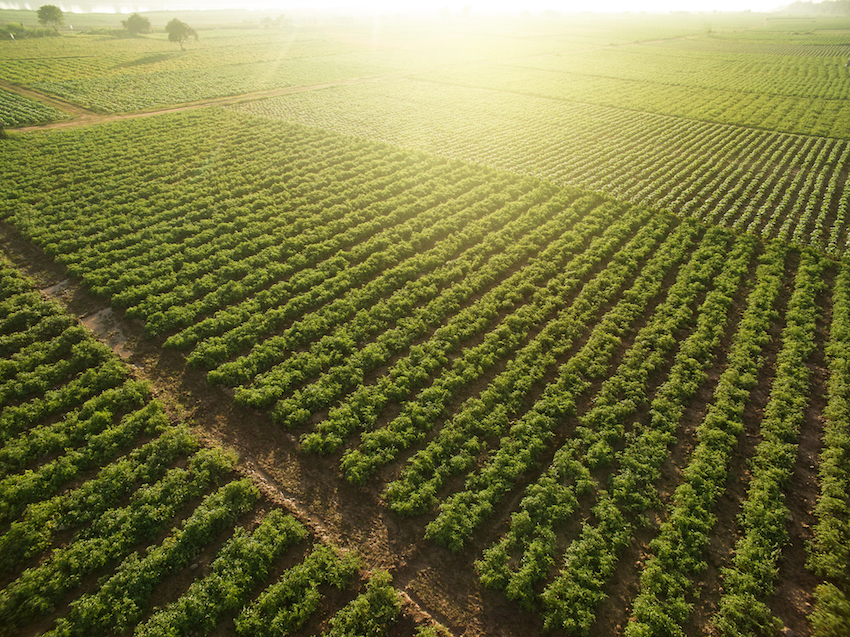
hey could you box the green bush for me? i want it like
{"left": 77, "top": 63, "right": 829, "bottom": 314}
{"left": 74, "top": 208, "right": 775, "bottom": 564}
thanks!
{"left": 324, "top": 570, "right": 401, "bottom": 637}
{"left": 812, "top": 584, "right": 850, "bottom": 637}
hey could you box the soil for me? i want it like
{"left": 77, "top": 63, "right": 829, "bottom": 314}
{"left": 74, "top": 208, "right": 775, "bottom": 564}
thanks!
{"left": 0, "top": 220, "right": 543, "bottom": 636}
{"left": 0, "top": 213, "right": 832, "bottom": 637}
{"left": 0, "top": 30, "right": 832, "bottom": 633}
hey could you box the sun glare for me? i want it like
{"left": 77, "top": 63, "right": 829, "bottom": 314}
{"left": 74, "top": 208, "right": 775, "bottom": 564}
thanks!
{"left": 0, "top": 0, "right": 789, "bottom": 14}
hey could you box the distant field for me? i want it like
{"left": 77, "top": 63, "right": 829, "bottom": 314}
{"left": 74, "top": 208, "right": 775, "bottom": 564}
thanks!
{"left": 3, "top": 13, "right": 849, "bottom": 256}
{"left": 0, "top": 11, "right": 764, "bottom": 110}
{"left": 234, "top": 77, "right": 850, "bottom": 255}
{"left": 0, "top": 87, "right": 66, "bottom": 125}
{"left": 1, "top": 9, "right": 850, "bottom": 637}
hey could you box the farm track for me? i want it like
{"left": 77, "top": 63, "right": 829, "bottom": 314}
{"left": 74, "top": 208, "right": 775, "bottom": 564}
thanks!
{"left": 0, "top": 220, "right": 543, "bottom": 636}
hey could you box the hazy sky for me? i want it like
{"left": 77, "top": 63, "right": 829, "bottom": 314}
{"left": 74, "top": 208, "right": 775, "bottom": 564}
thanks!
{"left": 1, "top": 0, "right": 793, "bottom": 13}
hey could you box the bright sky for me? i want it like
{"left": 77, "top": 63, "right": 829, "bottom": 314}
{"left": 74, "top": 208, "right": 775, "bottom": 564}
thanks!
{"left": 0, "top": 0, "right": 793, "bottom": 13}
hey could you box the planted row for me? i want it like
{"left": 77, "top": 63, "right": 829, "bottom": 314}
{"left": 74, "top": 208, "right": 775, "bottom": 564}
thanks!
{"left": 624, "top": 241, "right": 788, "bottom": 637}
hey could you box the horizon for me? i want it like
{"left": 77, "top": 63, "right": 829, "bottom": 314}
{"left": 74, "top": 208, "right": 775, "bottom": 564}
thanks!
{"left": 0, "top": 0, "right": 803, "bottom": 16}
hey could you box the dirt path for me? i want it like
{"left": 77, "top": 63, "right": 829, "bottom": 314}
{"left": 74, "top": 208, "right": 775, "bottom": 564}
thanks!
{"left": 6, "top": 71, "right": 417, "bottom": 132}
{"left": 0, "top": 79, "right": 97, "bottom": 117}
{"left": 0, "top": 219, "right": 543, "bottom": 637}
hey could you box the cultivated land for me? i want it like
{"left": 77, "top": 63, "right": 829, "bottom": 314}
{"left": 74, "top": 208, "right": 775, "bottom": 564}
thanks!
{"left": 0, "top": 8, "right": 849, "bottom": 637}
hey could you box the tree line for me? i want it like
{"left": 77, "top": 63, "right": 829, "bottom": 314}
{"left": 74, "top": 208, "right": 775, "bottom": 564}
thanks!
{"left": 29, "top": 5, "right": 197, "bottom": 49}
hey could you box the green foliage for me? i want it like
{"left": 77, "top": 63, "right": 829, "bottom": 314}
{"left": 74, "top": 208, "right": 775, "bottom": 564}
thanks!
{"left": 323, "top": 570, "right": 402, "bottom": 637}
{"left": 1, "top": 88, "right": 66, "bottom": 127}
{"left": 136, "top": 510, "right": 307, "bottom": 637}
{"left": 0, "top": 443, "right": 236, "bottom": 631}
{"left": 36, "top": 5, "right": 62, "bottom": 31}
{"left": 711, "top": 252, "right": 825, "bottom": 636}
{"left": 165, "top": 18, "right": 197, "bottom": 51}
{"left": 812, "top": 584, "right": 850, "bottom": 637}
{"left": 386, "top": 207, "right": 672, "bottom": 519}
{"left": 236, "top": 544, "right": 360, "bottom": 637}
{"left": 424, "top": 217, "right": 707, "bottom": 554}
{"left": 712, "top": 593, "right": 781, "bottom": 637}
{"left": 625, "top": 242, "right": 788, "bottom": 637}
{"left": 806, "top": 263, "right": 850, "bottom": 634}
{"left": 51, "top": 478, "right": 258, "bottom": 636}
{"left": 0, "top": 424, "right": 198, "bottom": 577}
{"left": 121, "top": 13, "right": 151, "bottom": 35}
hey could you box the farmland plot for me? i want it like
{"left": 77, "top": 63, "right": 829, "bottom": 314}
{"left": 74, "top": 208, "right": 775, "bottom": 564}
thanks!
{"left": 234, "top": 78, "right": 850, "bottom": 256}
{"left": 0, "top": 254, "right": 433, "bottom": 637}
{"left": 0, "top": 88, "right": 66, "bottom": 127}
{"left": 2, "top": 105, "right": 849, "bottom": 635}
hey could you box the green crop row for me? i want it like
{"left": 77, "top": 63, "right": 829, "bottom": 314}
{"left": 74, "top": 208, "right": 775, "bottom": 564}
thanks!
{"left": 0, "top": 88, "right": 65, "bottom": 126}
{"left": 0, "top": 254, "right": 423, "bottom": 636}
{"left": 710, "top": 251, "right": 825, "bottom": 635}
{"left": 807, "top": 262, "right": 850, "bottom": 637}
{"left": 238, "top": 76, "right": 849, "bottom": 257}
{"left": 624, "top": 241, "right": 788, "bottom": 637}
{"left": 474, "top": 229, "right": 752, "bottom": 625}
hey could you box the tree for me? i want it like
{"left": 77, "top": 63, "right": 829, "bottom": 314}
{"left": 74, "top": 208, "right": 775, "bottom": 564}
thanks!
{"left": 165, "top": 18, "right": 197, "bottom": 51}
{"left": 260, "top": 14, "right": 290, "bottom": 28}
{"left": 36, "top": 5, "right": 63, "bottom": 31}
{"left": 122, "top": 13, "right": 151, "bottom": 35}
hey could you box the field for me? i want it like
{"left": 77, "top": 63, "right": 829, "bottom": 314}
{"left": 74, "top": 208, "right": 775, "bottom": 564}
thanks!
{"left": 0, "top": 256, "right": 425, "bottom": 637}
{"left": 1, "top": 7, "right": 849, "bottom": 637}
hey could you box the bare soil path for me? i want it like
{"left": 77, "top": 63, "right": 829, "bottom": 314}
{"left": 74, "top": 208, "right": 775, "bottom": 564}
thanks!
{"left": 0, "top": 220, "right": 545, "bottom": 637}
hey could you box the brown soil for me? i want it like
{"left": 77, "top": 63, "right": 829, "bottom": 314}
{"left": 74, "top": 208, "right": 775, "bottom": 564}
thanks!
{"left": 0, "top": 219, "right": 536, "bottom": 636}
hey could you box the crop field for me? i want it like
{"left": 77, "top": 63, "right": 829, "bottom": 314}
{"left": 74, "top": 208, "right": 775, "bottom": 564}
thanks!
{"left": 0, "top": 8, "right": 849, "bottom": 637}
{"left": 0, "top": 88, "right": 66, "bottom": 127}
{"left": 0, "top": 255, "right": 429, "bottom": 637}
{"left": 234, "top": 78, "right": 850, "bottom": 255}
{"left": 0, "top": 12, "right": 763, "bottom": 112}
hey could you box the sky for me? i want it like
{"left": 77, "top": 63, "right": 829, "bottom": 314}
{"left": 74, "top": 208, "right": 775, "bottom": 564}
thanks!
{"left": 0, "top": 0, "right": 796, "bottom": 13}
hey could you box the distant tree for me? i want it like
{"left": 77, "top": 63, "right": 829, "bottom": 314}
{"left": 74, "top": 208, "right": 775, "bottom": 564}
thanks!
{"left": 260, "top": 15, "right": 290, "bottom": 28}
{"left": 122, "top": 13, "right": 151, "bottom": 35}
{"left": 36, "top": 5, "right": 63, "bottom": 31}
{"left": 165, "top": 18, "right": 197, "bottom": 51}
